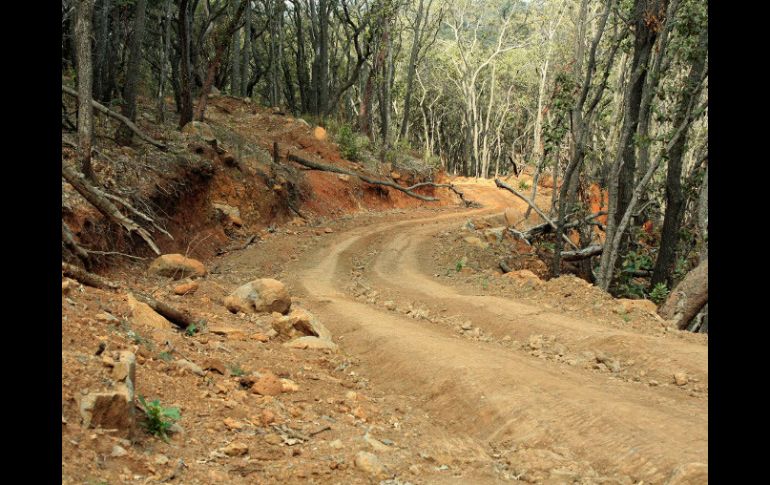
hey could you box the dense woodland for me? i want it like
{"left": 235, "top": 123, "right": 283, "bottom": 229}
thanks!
{"left": 61, "top": 0, "right": 708, "bottom": 328}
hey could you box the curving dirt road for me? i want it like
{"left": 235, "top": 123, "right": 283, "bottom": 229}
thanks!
{"left": 288, "top": 183, "right": 707, "bottom": 483}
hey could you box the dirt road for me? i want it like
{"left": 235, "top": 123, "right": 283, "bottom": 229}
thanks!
{"left": 286, "top": 183, "right": 708, "bottom": 483}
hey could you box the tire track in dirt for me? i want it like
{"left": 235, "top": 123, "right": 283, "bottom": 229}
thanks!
{"left": 292, "top": 184, "right": 707, "bottom": 483}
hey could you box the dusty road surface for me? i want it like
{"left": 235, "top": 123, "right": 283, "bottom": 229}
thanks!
{"left": 270, "top": 182, "right": 708, "bottom": 484}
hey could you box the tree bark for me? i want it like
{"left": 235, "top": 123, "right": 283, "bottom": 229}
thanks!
{"left": 399, "top": 0, "right": 428, "bottom": 139}
{"left": 178, "top": 0, "right": 194, "bottom": 128}
{"left": 230, "top": 0, "right": 242, "bottom": 97}
{"left": 116, "top": 0, "right": 147, "bottom": 145}
{"left": 614, "top": 0, "right": 668, "bottom": 227}
{"left": 157, "top": 0, "right": 172, "bottom": 123}
{"left": 194, "top": 0, "right": 247, "bottom": 121}
{"left": 658, "top": 257, "right": 707, "bottom": 330}
{"left": 75, "top": 0, "right": 96, "bottom": 181}
{"left": 651, "top": 25, "right": 707, "bottom": 287}
{"left": 241, "top": 0, "right": 251, "bottom": 97}
{"left": 93, "top": 0, "right": 111, "bottom": 102}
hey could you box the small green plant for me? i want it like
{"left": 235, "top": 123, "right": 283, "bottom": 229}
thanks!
{"left": 185, "top": 323, "right": 198, "bottom": 337}
{"left": 158, "top": 351, "right": 173, "bottom": 362}
{"left": 455, "top": 258, "right": 467, "bottom": 272}
{"left": 518, "top": 180, "right": 530, "bottom": 190}
{"left": 138, "top": 396, "right": 180, "bottom": 441}
{"left": 621, "top": 313, "right": 631, "bottom": 322}
{"left": 229, "top": 364, "right": 245, "bottom": 377}
{"left": 337, "top": 124, "right": 359, "bottom": 161}
{"left": 649, "top": 282, "right": 669, "bottom": 304}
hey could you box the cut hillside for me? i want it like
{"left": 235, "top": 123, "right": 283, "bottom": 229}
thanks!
{"left": 62, "top": 91, "right": 461, "bottom": 270}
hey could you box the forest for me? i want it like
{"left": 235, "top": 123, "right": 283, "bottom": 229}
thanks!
{"left": 61, "top": 1, "right": 709, "bottom": 482}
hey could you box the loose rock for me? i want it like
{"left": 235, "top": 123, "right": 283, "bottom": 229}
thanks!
{"left": 127, "top": 294, "right": 173, "bottom": 330}
{"left": 224, "top": 279, "right": 292, "bottom": 315}
{"left": 354, "top": 451, "right": 389, "bottom": 479}
{"left": 148, "top": 254, "right": 206, "bottom": 280}
{"left": 221, "top": 442, "right": 249, "bottom": 457}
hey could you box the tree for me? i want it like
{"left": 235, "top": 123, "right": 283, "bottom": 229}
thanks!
{"left": 75, "top": 0, "right": 96, "bottom": 180}
{"left": 651, "top": 1, "right": 708, "bottom": 287}
{"left": 177, "top": 0, "right": 194, "bottom": 128}
{"left": 117, "top": 0, "right": 148, "bottom": 145}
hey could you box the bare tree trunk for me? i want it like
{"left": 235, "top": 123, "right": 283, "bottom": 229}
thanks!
{"left": 178, "top": 0, "right": 194, "bottom": 128}
{"left": 697, "top": 163, "right": 708, "bottom": 259}
{"left": 399, "top": 0, "right": 428, "bottom": 139}
{"left": 157, "top": 0, "right": 172, "bottom": 123}
{"left": 75, "top": 0, "right": 96, "bottom": 181}
{"left": 241, "top": 0, "right": 251, "bottom": 97}
{"left": 194, "top": 0, "right": 247, "bottom": 121}
{"left": 116, "top": 0, "right": 147, "bottom": 145}
{"left": 231, "top": 0, "right": 242, "bottom": 97}
{"left": 658, "top": 257, "right": 707, "bottom": 330}
{"left": 380, "top": 24, "right": 393, "bottom": 148}
{"left": 93, "top": 0, "right": 111, "bottom": 102}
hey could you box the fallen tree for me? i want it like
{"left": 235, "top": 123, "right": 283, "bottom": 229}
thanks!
{"left": 62, "top": 262, "right": 198, "bottom": 329}
{"left": 658, "top": 257, "right": 708, "bottom": 330}
{"left": 286, "top": 151, "right": 474, "bottom": 205}
{"left": 62, "top": 84, "right": 167, "bottom": 150}
{"left": 495, "top": 178, "right": 579, "bottom": 250}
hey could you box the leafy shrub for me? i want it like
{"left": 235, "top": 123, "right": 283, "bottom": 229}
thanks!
{"left": 337, "top": 124, "right": 359, "bottom": 161}
{"left": 138, "top": 396, "right": 180, "bottom": 441}
{"left": 518, "top": 180, "right": 531, "bottom": 190}
{"left": 649, "top": 282, "right": 669, "bottom": 304}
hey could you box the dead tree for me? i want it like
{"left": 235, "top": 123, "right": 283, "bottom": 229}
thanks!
{"left": 62, "top": 163, "right": 162, "bottom": 255}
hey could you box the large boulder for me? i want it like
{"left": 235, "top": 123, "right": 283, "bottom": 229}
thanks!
{"left": 148, "top": 254, "right": 206, "bottom": 280}
{"left": 224, "top": 279, "right": 291, "bottom": 315}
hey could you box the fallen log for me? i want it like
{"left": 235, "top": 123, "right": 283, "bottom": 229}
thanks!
{"left": 132, "top": 292, "right": 198, "bottom": 329}
{"left": 62, "top": 222, "right": 91, "bottom": 268}
{"left": 560, "top": 245, "right": 603, "bottom": 261}
{"left": 62, "top": 163, "right": 161, "bottom": 255}
{"left": 62, "top": 84, "right": 167, "bottom": 150}
{"left": 61, "top": 262, "right": 197, "bottom": 329}
{"left": 62, "top": 262, "right": 118, "bottom": 290}
{"left": 287, "top": 152, "right": 444, "bottom": 202}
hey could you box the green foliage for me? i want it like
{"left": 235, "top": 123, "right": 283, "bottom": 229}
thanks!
{"left": 615, "top": 249, "right": 655, "bottom": 298}
{"left": 337, "top": 124, "right": 360, "bottom": 161}
{"left": 518, "top": 180, "right": 530, "bottom": 190}
{"left": 455, "top": 259, "right": 466, "bottom": 272}
{"left": 185, "top": 323, "right": 198, "bottom": 337}
{"left": 649, "top": 282, "right": 669, "bottom": 305}
{"left": 138, "top": 396, "right": 180, "bottom": 441}
{"left": 229, "top": 364, "right": 245, "bottom": 377}
{"left": 158, "top": 351, "right": 173, "bottom": 362}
